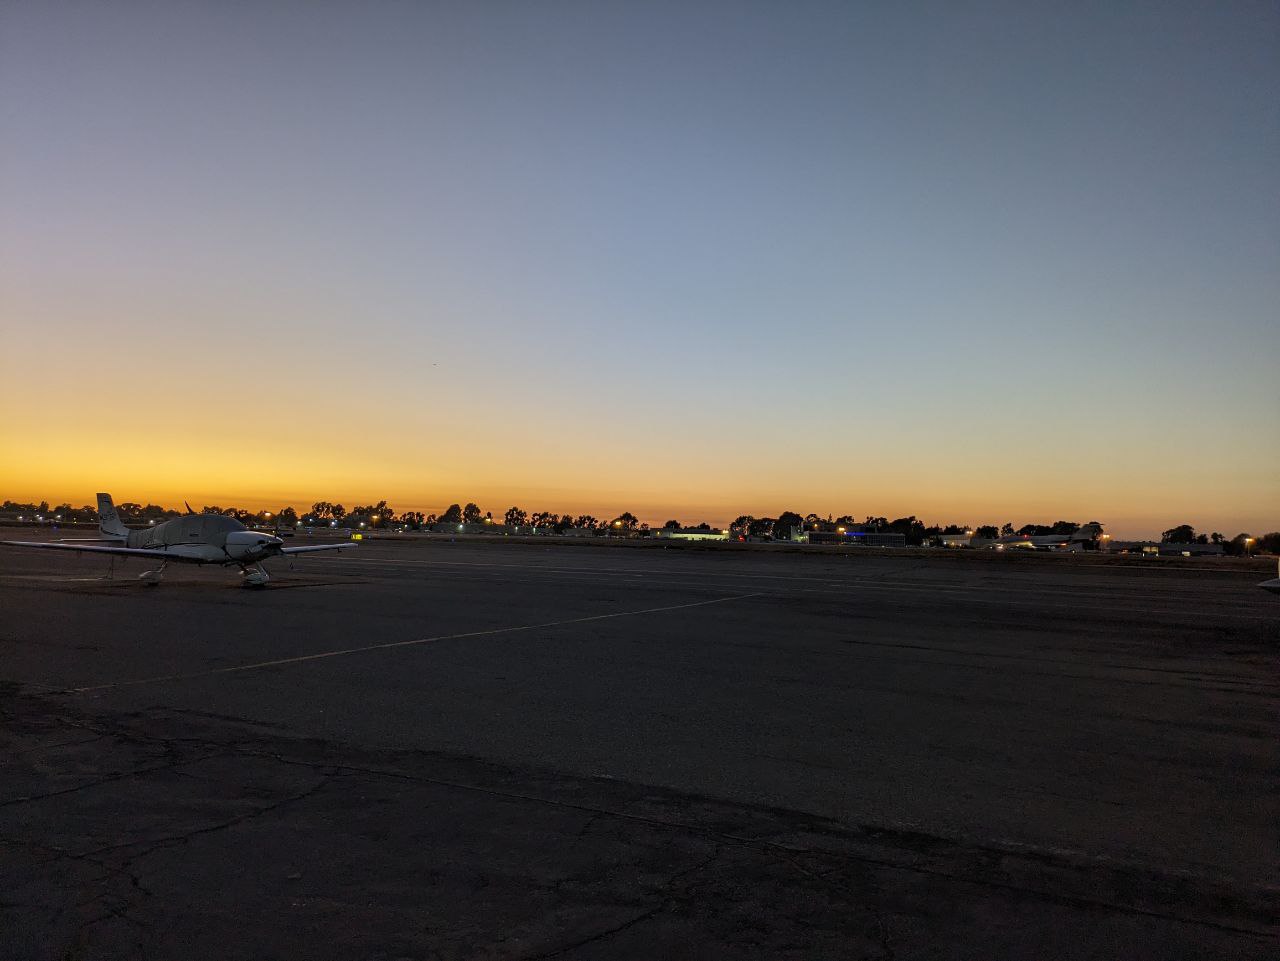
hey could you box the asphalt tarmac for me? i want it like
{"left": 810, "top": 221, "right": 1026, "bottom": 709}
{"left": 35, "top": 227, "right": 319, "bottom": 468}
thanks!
{"left": 2, "top": 538, "right": 1276, "bottom": 959}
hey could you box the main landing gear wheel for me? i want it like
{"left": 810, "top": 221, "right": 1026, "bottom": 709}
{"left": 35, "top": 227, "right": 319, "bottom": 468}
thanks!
{"left": 139, "top": 561, "right": 167, "bottom": 586}
{"left": 241, "top": 564, "right": 270, "bottom": 588}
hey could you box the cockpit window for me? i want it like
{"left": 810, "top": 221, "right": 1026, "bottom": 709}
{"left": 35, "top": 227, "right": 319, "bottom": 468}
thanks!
{"left": 199, "top": 515, "right": 244, "bottom": 535}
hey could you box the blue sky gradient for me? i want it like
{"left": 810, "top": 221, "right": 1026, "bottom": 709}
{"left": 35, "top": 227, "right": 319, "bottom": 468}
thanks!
{"left": 2, "top": 1, "right": 1276, "bottom": 535}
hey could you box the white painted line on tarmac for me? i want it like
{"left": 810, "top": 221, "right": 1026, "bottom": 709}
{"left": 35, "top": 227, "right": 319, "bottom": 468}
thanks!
{"left": 65, "top": 592, "right": 763, "bottom": 694}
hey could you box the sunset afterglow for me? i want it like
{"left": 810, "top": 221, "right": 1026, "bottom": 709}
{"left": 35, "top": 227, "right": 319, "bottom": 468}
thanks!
{"left": 2, "top": 3, "right": 1275, "bottom": 538}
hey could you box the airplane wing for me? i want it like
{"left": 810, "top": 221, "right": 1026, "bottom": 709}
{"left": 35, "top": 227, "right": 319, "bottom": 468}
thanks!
{"left": 279, "top": 543, "right": 359, "bottom": 555}
{"left": 1, "top": 540, "right": 173, "bottom": 559}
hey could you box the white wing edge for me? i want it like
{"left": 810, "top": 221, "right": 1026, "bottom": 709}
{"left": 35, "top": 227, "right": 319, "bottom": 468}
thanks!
{"left": 279, "top": 543, "right": 359, "bottom": 555}
{"left": 1, "top": 540, "right": 173, "bottom": 559}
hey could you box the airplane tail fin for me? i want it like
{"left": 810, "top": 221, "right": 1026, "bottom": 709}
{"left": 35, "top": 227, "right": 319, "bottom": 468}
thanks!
{"left": 96, "top": 493, "right": 129, "bottom": 539}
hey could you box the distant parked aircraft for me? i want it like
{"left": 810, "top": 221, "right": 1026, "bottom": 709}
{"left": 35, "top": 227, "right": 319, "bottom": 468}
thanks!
{"left": 1, "top": 493, "right": 355, "bottom": 587}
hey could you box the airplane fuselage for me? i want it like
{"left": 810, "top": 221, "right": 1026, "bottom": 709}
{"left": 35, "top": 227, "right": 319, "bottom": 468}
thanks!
{"left": 122, "top": 514, "right": 283, "bottom": 565}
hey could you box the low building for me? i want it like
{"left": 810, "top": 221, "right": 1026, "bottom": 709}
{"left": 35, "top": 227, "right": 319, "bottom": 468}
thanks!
{"left": 1108, "top": 541, "right": 1225, "bottom": 557}
{"left": 808, "top": 529, "right": 907, "bottom": 548}
{"left": 653, "top": 527, "right": 729, "bottom": 542}
{"left": 995, "top": 534, "right": 1073, "bottom": 550}
{"left": 428, "top": 521, "right": 501, "bottom": 535}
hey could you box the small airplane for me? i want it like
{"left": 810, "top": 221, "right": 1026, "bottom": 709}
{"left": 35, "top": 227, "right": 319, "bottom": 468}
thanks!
{"left": 1, "top": 493, "right": 355, "bottom": 587}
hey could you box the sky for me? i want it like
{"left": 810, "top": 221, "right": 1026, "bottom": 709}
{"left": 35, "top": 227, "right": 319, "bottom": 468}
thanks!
{"left": 1, "top": 1, "right": 1276, "bottom": 537}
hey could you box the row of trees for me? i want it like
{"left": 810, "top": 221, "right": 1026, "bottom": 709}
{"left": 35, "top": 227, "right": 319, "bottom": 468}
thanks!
{"left": 719, "top": 514, "right": 1094, "bottom": 546}
{"left": 1161, "top": 526, "right": 1280, "bottom": 556}
{"left": 3, "top": 498, "right": 1276, "bottom": 554}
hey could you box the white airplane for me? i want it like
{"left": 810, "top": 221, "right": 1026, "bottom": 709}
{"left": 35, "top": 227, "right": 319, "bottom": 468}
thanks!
{"left": 1, "top": 493, "right": 355, "bottom": 587}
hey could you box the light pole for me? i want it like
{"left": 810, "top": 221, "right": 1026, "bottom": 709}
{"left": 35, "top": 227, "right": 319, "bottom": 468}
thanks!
{"left": 1244, "top": 537, "right": 1255, "bottom": 557}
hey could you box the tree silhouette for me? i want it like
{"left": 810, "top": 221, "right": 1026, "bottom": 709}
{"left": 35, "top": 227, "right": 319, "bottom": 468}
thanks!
{"left": 1161, "top": 524, "right": 1196, "bottom": 543}
{"left": 463, "top": 503, "right": 482, "bottom": 524}
{"left": 611, "top": 512, "right": 639, "bottom": 532}
{"left": 504, "top": 506, "right": 527, "bottom": 528}
{"left": 775, "top": 512, "right": 803, "bottom": 539}
{"left": 885, "top": 516, "right": 927, "bottom": 545}
{"left": 440, "top": 504, "right": 463, "bottom": 524}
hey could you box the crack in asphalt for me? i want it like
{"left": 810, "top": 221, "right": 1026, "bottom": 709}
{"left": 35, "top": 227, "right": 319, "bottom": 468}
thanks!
{"left": 5, "top": 691, "right": 1277, "bottom": 956}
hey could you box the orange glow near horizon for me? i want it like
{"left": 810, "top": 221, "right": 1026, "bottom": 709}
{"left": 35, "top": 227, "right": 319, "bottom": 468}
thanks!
{"left": 2, "top": 414, "right": 1275, "bottom": 539}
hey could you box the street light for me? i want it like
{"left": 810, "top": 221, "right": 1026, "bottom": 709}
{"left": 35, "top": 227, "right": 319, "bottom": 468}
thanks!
{"left": 1244, "top": 537, "right": 1255, "bottom": 556}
